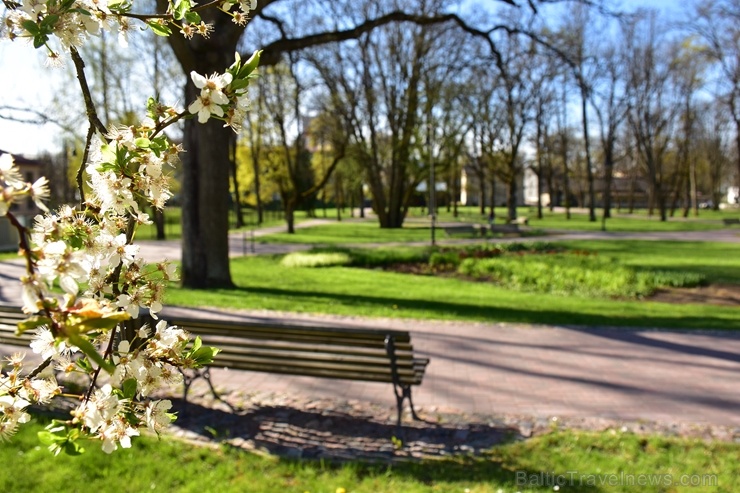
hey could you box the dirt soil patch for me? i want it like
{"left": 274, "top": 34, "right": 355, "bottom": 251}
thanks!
{"left": 648, "top": 283, "right": 740, "bottom": 307}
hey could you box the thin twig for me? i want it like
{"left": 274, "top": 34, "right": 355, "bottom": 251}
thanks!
{"left": 70, "top": 47, "right": 107, "bottom": 135}
{"left": 152, "top": 111, "right": 189, "bottom": 138}
{"left": 76, "top": 125, "right": 97, "bottom": 205}
{"left": 26, "top": 357, "right": 53, "bottom": 379}
{"left": 83, "top": 328, "right": 117, "bottom": 403}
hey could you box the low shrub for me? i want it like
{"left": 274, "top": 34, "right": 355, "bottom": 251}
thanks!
{"left": 457, "top": 253, "right": 707, "bottom": 299}
{"left": 429, "top": 251, "right": 462, "bottom": 270}
{"left": 280, "top": 252, "right": 352, "bottom": 268}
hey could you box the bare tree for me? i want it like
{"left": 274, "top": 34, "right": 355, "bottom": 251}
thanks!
{"left": 691, "top": 0, "right": 740, "bottom": 198}
{"left": 590, "top": 31, "right": 630, "bottom": 220}
{"left": 625, "top": 11, "right": 678, "bottom": 221}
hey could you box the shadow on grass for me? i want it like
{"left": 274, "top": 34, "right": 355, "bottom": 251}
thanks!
{"left": 168, "top": 398, "right": 602, "bottom": 492}
{"left": 193, "top": 284, "right": 738, "bottom": 330}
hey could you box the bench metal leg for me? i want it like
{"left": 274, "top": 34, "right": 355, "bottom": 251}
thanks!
{"left": 179, "top": 367, "right": 235, "bottom": 412}
{"left": 392, "top": 382, "right": 421, "bottom": 428}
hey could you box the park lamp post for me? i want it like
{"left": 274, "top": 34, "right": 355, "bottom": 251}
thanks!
{"left": 426, "top": 98, "right": 436, "bottom": 247}
{"left": 430, "top": 161, "right": 436, "bottom": 247}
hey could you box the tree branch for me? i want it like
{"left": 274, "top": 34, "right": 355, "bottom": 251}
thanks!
{"left": 70, "top": 47, "right": 107, "bottom": 135}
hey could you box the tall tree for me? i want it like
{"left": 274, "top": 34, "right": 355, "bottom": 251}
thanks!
{"left": 691, "top": 0, "right": 740, "bottom": 198}
{"left": 489, "top": 31, "right": 539, "bottom": 222}
{"left": 625, "top": 10, "right": 678, "bottom": 222}
{"left": 556, "top": 4, "right": 598, "bottom": 221}
{"left": 590, "top": 36, "right": 630, "bottom": 219}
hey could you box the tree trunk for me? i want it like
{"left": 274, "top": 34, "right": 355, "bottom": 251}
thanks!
{"left": 489, "top": 173, "right": 496, "bottom": 219}
{"left": 229, "top": 133, "right": 244, "bottom": 228}
{"left": 166, "top": 8, "right": 241, "bottom": 289}
{"left": 580, "top": 88, "right": 597, "bottom": 221}
{"left": 602, "top": 156, "right": 614, "bottom": 220}
{"left": 359, "top": 183, "right": 365, "bottom": 218}
{"left": 285, "top": 197, "right": 296, "bottom": 234}
{"left": 152, "top": 207, "right": 165, "bottom": 240}
{"left": 180, "top": 102, "right": 234, "bottom": 289}
{"left": 506, "top": 174, "right": 517, "bottom": 223}
{"left": 477, "top": 167, "right": 486, "bottom": 215}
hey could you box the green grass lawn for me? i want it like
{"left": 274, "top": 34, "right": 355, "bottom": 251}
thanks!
{"left": 0, "top": 250, "right": 20, "bottom": 260}
{"left": 4, "top": 419, "right": 737, "bottom": 492}
{"left": 166, "top": 240, "right": 740, "bottom": 330}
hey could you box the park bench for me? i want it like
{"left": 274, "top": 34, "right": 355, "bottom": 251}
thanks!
{"left": 0, "top": 305, "right": 430, "bottom": 427}
{"left": 722, "top": 218, "right": 740, "bottom": 226}
{"left": 0, "top": 304, "right": 33, "bottom": 349}
{"left": 442, "top": 224, "right": 479, "bottom": 237}
{"left": 166, "top": 314, "right": 430, "bottom": 427}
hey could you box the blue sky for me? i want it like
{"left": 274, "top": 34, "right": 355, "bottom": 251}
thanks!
{"left": 0, "top": 0, "right": 685, "bottom": 157}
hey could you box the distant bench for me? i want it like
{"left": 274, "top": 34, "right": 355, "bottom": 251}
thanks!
{"left": 0, "top": 305, "right": 430, "bottom": 428}
{"left": 442, "top": 217, "right": 528, "bottom": 237}
{"left": 722, "top": 218, "right": 740, "bottom": 226}
{"left": 442, "top": 224, "right": 479, "bottom": 237}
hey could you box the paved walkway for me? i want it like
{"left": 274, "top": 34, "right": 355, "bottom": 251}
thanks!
{"left": 157, "top": 306, "right": 740, "bottom": 428}
{"left": 1, "top": 222, "right": 739, "bottom": 428}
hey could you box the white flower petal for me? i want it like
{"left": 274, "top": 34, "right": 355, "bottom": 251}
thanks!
{"left": 190, "top": 71, "right": 207, "bottom": 89}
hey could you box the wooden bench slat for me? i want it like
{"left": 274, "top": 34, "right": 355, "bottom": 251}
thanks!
{"left": 169, "top": 316, "right": 412, "bottom": 340}
{"left": 213, "top": 346, "right": 417, "bottom": 366}
{"left": 197, "top": 337, "right": 415, "bottom": 357}
{"left": 216, "top": 363, "right": 419, "bottom": 384}
{"left": 194, "top": 331, "right": 413, "bottom": 350}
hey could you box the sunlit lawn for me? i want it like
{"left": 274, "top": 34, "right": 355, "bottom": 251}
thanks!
{"left": 4, "top": 419, "right": 737, "bottom": 493}
{"left": 0, "top": 250, "right": 20, "bottom": 260}
{"left": 166, "top": 240, "right": 740, "bottom": 330}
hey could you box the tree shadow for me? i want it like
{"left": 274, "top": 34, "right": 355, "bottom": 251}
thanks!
{"left": 187, "top": 283, "right": 737, "bottom": 330}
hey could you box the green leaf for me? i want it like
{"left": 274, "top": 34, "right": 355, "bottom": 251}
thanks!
{"left": 64, "top": 440, "right": 85, "bottom": 456}
{"left": 40, "top": 14, "right": 59, "bottom": 29}
{"left": 135, "top": 137, "right": 151, "bottom": 148}
{"left": 16, "top": 316, "right": 53, "bottom": 335}
{"left": 229, "top": 78, "right": 251, "bottom": 91}
{"left": 189, "top": 346, "right": 219, "bottom": 366}
{"left": 173, "top": 0, "right": 192, "bottom": 20}
{"left": 76, "top": 357, "right": 93, "bottom": 372}
{"left": 229, "top": 51, "right": 241, "bottom": 72}
{"left": 147, "top": 21, "right": 172, "bottom": 37}
{"left": 37, "top": 431, "right": 63, "bottom": 446}
{"left": 68, "top": 333, "right": 115, "bottom": 374}
{"left": 21, "top": 20, "right": 40, "bottom": 35}
{"left": 183, "top": 11, "right": 201, "bottom": 24}
{"left": 237, "top": 50, "right": 262, "bottom": 79}
{"left": 122, "top": 378, "right": 138, "bottom": 399}
{"left": 33, "top": 34, "right": 49, "bottom": 49}
{"left": 189, "top": 336, "right": 202, "bottom": 353}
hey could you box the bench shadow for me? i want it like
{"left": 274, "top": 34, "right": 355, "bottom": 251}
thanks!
{"left": 169, "top": 397, "right": 519, "bottom": 463}
{"left": 166, "top": 397, "right": 606, "bottom": 492}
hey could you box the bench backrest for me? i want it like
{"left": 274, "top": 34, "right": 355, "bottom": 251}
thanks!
{"left": 166, "top": 315, "right": 424, "bottom": 386}
{"left": 0, "top": 305, "right": 426, "bottom": 387}
{"left": 0, "top": 304, "right": 32, "bottom": 348}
